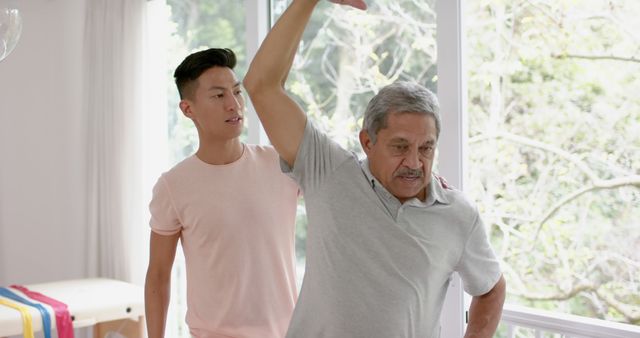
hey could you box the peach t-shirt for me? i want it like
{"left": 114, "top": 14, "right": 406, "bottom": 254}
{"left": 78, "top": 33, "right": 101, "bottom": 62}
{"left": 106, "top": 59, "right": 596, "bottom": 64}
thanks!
{"left": 149, "top": 145, "right": 299, "bottom": 338}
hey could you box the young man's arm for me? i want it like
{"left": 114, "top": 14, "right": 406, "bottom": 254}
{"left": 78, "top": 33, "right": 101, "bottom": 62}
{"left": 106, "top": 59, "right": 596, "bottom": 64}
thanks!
{"left": 464, "top": 275, "right": 506, "bottom": 338}
{"left": 144, "top": 231, "right": 180, "bottom": 338}
{"left": 243, "top": 0, "right": 365, "bottom": 167}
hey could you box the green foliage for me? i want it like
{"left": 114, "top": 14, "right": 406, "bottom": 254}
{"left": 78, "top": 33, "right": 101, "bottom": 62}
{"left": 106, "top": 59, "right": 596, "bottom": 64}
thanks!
{"left": 273, "top": 0, "right": 438, "bottom": 155}
{"left": 167, "top": 0, "right": 246, "bottom": 71}
{"left": 295, "top": 199, "right": 308, "bottom": 263}
{"left": 165, "top": 0, "right": 248, "bottom": 165}
{"left": 468, "top": 0, "right": 640, "bottom": 325}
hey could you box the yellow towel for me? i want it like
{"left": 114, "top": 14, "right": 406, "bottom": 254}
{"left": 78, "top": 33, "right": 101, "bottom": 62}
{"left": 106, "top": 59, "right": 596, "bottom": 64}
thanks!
{"left": 0, "top": 296, "right": 35, "bottom": 338}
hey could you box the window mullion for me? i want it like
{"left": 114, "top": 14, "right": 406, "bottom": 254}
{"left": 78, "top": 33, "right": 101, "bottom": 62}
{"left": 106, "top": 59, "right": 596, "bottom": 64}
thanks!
{"left": 245, "top": 0, "right": 270, "bottom": 145}
{"left": 436, "top": 0, "right": 468, "bottom": 336}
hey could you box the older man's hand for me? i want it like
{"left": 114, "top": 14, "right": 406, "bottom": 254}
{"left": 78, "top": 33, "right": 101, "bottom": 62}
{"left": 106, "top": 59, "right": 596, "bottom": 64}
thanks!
{"left": 328, "top": 0, "right": 368, "bottom": 10}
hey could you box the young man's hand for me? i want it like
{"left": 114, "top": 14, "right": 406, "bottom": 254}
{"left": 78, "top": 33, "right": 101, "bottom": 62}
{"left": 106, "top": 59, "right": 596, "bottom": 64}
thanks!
{"left": 435, "top": 174, "right": 452, "bottom": 190}
{"left": 328, "top": 0, "right": 368, "bottom": 10}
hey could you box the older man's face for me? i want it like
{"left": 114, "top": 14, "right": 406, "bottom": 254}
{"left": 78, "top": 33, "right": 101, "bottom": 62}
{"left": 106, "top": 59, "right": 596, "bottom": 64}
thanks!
{"left": 360, "top": 112, "right": 437, "bottom": 203}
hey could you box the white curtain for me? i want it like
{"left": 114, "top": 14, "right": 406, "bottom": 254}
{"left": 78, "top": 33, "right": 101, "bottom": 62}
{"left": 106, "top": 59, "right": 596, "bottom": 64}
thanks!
{"left": 84, "top": 0, "right": 147, "bottom": 283}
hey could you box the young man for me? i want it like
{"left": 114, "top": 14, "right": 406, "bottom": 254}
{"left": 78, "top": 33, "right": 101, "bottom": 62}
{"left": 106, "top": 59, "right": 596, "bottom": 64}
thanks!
{"left": 144, "top": 48, "right": 299, "bottom": 338}
{"left": 244, "top": 1, "right": 506, "bottom": 338}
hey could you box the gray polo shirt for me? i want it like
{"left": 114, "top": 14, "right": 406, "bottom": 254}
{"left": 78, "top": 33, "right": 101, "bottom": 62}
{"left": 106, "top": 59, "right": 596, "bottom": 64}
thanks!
{"left": 283, "top": 121, "right": 501, "bottom": 338}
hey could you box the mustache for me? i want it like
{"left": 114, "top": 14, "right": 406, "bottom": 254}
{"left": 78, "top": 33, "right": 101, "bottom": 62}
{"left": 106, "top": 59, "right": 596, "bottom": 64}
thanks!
{"left": 394, "top": 168, "right": 424, "bottom": 178}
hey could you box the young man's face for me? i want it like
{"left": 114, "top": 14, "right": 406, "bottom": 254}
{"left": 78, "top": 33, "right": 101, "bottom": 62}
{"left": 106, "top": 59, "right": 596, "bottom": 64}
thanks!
{"left": 180, "top": 66, "right": 245, "bottom": 141}
{"left": 360, "top": 112, "right": 438, "bottom": 203}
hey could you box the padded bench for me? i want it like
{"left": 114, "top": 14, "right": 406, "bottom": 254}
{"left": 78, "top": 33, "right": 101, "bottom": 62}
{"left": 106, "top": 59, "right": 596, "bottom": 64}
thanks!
{"left": 0, "top": 278, "right": 145, "bottom": 338}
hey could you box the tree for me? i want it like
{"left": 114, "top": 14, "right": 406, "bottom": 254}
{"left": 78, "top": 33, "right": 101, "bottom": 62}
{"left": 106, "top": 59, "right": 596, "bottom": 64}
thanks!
{"left": 467, "top": 0, "right": 640, "bottom": 325}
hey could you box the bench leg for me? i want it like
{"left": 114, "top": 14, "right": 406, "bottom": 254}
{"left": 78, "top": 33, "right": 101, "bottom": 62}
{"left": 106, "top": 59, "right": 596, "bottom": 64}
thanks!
{"left": 93, "top": 316, "right": 145, "bottom": 338}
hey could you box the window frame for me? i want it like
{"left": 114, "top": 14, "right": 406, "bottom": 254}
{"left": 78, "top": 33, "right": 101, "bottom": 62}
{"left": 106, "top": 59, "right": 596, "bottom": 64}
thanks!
{"left": 245, "top": 0, "right": 270, "bottom": 145}
{"left": 436, "top": 0, "right": 468, "bottom": 335}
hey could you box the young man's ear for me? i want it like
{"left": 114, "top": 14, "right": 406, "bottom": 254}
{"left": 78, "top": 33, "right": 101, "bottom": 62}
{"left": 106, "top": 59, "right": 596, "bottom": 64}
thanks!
{"left": 359, "top": 129, "right": 374, "bottom": 155}
{"left": 179, "top": 100, "right": 193, "bottom": 119}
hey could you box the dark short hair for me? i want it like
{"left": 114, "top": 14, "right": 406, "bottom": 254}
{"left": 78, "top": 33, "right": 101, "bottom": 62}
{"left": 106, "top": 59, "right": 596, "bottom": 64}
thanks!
{"left": 174, "top": 48, "right": 237, "bottom": 99}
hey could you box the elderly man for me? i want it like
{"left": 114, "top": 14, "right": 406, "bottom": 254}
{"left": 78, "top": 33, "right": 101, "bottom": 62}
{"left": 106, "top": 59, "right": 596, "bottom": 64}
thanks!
{"left": 244, "top": 1, "right": 506, "bottom": 337}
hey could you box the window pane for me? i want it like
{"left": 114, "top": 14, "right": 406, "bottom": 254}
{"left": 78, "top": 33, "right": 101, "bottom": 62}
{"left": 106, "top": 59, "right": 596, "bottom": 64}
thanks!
{"left": 467, "top": 0, "right": 640, "bottom": 326}
{"left": 270, "top": 0, "right": 438, "bottom": 270}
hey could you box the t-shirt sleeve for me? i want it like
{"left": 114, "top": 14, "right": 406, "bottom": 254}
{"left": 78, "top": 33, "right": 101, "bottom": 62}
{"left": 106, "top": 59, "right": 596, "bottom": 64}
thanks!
{"left": 280, "top": 119, "right": 352, "bottom": 193}
{"left": 149, "top": 175, "right": 182, "bottom": 236}
{"left": 456, "top": 210, "right": 502, "bottom": 296}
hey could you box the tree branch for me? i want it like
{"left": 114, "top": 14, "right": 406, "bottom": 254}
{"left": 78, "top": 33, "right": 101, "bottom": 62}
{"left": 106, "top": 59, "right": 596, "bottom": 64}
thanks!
{"left": 552, "top": 53, "right": 640, "bottom": 64}
{"left": 469, "top": 131, "right": 640, "bottom": 245}
{"left": 512, "top": 281, "right": 640, "bottom": 323}
{"left": 510, "top": 280, "right": 597, "bottom": 301}
{"left": 595, "top": 289, "right": 640, "bottom": 324}
{"left": 469, "top": 131, "right": 601, "bottom": 182}
{"left": 533, "top": 175, "right": 640, "bottom": 242}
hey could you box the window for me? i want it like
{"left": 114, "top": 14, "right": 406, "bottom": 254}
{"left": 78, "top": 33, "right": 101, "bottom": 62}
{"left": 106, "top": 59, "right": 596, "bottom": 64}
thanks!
{"left": 466, "top": 0, "right": 640, "bottom": 335}
{"left": 145, "top": 0, "right": 639, "bottom": 336}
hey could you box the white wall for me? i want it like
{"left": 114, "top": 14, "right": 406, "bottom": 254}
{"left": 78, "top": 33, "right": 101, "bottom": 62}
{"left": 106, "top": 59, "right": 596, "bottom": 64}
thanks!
{"left": 0, "top": 0, "right": 87, "bottom": 285}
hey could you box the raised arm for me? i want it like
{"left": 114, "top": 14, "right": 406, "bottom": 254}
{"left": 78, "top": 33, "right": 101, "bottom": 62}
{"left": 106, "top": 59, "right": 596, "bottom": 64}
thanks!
{"left": 243, "top": 0, "right": 366, "bottom": 167}
{"left": 464, "top": 275, "right": 506, "bottom": 338}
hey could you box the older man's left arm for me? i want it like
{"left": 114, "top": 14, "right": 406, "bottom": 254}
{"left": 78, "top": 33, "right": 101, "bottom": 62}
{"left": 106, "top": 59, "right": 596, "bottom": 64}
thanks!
{"left": 464, "top": 275, "right": 506, "bottom": 338}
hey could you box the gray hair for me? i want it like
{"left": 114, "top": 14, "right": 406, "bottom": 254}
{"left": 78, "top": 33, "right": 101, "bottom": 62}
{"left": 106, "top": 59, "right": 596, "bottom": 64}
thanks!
{"left": 362, "top": 81, "right": 441, "bottom": 143}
